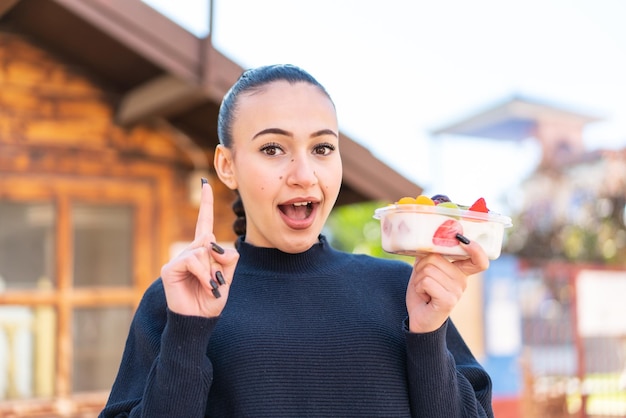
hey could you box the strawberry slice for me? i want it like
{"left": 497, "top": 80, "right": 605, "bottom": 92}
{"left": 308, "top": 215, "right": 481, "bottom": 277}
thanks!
{"left": 432, "top": 219, "right": 463, "bottom": 247}
{"left": 468, "top": 197, "right": 489, "bottom": 213}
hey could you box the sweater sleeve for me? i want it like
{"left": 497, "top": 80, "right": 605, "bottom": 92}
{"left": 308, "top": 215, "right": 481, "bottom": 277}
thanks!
{"left": 404, "top": 318, "right": 494, "bottom": 418}
{"left": 99, "top": 279, "right": 219, "bottom": 418}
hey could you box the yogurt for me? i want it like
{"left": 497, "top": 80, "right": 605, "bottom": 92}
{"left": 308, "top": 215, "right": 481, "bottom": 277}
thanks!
{"left": 374, "top": 204, "right": 512, "bottom": 260}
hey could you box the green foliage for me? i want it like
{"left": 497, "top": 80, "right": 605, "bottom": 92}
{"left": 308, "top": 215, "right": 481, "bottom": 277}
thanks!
{"left": 507, "top": 194, "right": 626, "bottom": 265}
{"left": 325, "top": 201, "right": 412, "bottom": 263}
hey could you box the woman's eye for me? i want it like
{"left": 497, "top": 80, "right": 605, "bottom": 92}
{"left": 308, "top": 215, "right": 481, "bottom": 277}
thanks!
{"left": 260, "top": 143, "right": 284, "bottom": 156}
{"left": 313, "top": 143, "right": 336, "bottom": 156}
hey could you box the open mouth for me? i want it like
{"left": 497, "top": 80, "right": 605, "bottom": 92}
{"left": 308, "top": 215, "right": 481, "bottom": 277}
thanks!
{"left": 279, "top": 201, "right": 314, "bottom": 221}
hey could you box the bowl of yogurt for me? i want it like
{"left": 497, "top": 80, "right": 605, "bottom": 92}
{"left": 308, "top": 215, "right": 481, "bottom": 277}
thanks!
{"left": 373, "top": 196, "right": 512, "bottom": 260}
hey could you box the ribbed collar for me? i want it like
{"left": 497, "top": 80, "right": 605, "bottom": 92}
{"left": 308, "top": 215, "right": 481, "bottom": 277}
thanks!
{"left": 235, "top": 235, "right": 346, "bottom": 277}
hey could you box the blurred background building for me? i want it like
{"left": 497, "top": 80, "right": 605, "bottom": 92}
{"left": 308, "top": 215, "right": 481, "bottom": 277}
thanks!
{"left": 1, "top": 0, "right": 626, "bottom": 417}
{"left": 0, "top": 0, "right": 420, "bottom": 415}
{"left": 435, "top": 96, "right": 626, "bottom": 418}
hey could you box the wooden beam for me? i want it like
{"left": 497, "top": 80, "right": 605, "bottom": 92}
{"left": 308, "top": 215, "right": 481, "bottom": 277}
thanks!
{"left": 201, "top": 42, "right": 244, "bottom": 103}
{"left": 117, "top": 75, "right": 207, "bottom": 125}
{"left": 339, "top": 133, "right": 422, "bottom": 202}
{"left": 53, "top": 0, "right": 201, "bottom": 82}
{"left": 0, "top": 0, "right": 21, "bottom": 18}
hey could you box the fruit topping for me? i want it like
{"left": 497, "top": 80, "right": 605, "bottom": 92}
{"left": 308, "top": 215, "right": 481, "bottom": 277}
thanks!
{"left": 432, "top": 219, "right": 463, "bottom": 247}
{"left": 415, "top": 195, "right": 435, "bottom": 205}
{"left": 396, "top": 195, "right": 435, "bottom": 205}
{"left": 395, "top": 193, "right": 490, "bottom": 214}
{"left": 438, "top": 202, "right": 459, "bottom": 210}
{"left": 431, "top": 194, "right": 451, "bottom": 204}
{"left": 396, "top": 196, "right": 417, "bottom": 204}
{"left": 468, "top": 197, "right": 489, "bottom": 213}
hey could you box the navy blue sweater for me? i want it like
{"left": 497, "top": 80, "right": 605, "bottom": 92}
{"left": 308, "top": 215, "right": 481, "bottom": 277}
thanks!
{"left": 100, "top": 236, "right": 493, "bottom": 417}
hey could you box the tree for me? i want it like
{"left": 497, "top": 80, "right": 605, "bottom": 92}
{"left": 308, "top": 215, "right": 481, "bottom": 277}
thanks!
{"left": 325, "top": 201, "right": 411, "bottom": 263}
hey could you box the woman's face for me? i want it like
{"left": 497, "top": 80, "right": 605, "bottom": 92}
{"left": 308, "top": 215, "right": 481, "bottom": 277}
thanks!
{"left": 215, "top": 80, "right": 342, "bottom": 253}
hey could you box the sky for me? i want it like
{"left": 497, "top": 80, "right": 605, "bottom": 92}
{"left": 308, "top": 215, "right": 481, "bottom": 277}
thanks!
{"left": 145, "top": 0, "right": 626, "bottom": 214}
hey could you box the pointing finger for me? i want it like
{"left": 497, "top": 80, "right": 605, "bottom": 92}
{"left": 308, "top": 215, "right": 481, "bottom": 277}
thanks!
{"left": 195, "top": 178, "right": 215, "bottom": 242}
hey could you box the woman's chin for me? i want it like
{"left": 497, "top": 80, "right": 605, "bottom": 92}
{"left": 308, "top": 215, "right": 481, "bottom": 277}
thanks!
{"left": 279, "top": 231, "right": 322, "bottom": 254}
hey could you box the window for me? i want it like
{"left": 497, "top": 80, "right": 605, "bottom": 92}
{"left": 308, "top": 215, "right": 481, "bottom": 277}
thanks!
{"left": 0, "top": 177, "right": 155, "bottom": 411}
{"left": 0, "top": 201, "right": 55, "bottom": 291}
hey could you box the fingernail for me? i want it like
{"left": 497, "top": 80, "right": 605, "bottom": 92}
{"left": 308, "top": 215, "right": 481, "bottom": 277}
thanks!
{"left": 456, "top": 233, "right": 470, "bottom": 245}
{"left": 216, "top": 271, "right": 226, "bottom": 285}
{"left": 211, "top": 242, "right": 225, "bottom": 254}
{"left": 209, "top": 280, "right": 222, "bottom": 298}
{"left": 201, "top": 177, "right": 208, "bottom": 187}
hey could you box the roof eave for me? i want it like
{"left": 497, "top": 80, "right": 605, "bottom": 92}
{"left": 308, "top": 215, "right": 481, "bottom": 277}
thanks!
{"left": 1, "top": 0, "right": 423, "bottom": 204}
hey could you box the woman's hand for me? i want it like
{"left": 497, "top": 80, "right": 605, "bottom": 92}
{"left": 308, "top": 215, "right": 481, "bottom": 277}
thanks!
{"left": 161, "top": 180, "right": 239, "bottom": 318}
{"left": 406, "top": 240, "right": 489, "bottom": 333}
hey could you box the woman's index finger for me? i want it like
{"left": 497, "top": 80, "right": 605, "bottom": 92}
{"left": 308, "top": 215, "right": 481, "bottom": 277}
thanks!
{"left": 195, "top": 179, "right": 215, "bottom": 240}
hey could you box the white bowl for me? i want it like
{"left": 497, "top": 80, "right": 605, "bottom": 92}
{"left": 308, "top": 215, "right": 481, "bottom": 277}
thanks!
{"left": 373, "top": 204, "right": 513, "bottom": 260}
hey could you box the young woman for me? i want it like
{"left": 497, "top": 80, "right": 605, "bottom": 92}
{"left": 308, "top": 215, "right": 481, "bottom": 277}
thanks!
{"left": 100, "top": 64, "right": 494, "bottom": 417}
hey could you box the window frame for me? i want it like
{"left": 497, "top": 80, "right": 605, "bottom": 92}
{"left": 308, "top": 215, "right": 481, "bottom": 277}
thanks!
{"left": 0, "top": 174, "right": 156, "bottom": 412}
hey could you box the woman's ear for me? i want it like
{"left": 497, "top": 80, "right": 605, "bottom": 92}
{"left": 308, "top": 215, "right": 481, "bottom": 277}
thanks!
{"left": 214, "top": 144, "right": 238, "bottom": 190}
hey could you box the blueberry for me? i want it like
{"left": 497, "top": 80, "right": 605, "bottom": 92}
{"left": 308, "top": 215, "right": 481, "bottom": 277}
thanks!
{"left": 431, "top": 194, "right": 451, "bottom": 204}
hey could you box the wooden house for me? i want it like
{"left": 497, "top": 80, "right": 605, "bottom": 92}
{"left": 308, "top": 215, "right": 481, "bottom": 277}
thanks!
{"left": 0, "top": 0, "right": 422, "bottom": 415}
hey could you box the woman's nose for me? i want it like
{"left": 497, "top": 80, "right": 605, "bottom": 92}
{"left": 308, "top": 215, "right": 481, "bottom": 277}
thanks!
{"left": 286, "top": 154, "right": 318, "bottom": 187}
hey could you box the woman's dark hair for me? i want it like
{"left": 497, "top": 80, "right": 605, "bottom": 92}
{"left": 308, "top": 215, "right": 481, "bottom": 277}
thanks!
{"left": 217, "top": 64, "right": 334, "bottom": 241}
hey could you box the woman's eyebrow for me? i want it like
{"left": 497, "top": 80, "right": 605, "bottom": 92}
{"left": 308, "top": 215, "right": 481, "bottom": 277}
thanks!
{"left": 252, "top": 128, "right": 338, "bottom": 140}
{"left": 252, "top": 128, "right": 291, "bottom": 140}
{"left": 312, "top": 129, "right": 339, "bottom": 139}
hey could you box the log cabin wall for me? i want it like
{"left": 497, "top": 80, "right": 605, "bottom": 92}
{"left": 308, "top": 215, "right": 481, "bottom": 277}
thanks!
{"left": 0, "top": 30, "right": 235, "bottom": 416}
{"left": 0, "top": 30, "right": 238, "bottom": 244}
{"left": 0, "top": 1, "right": 425, "bottom": 412}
